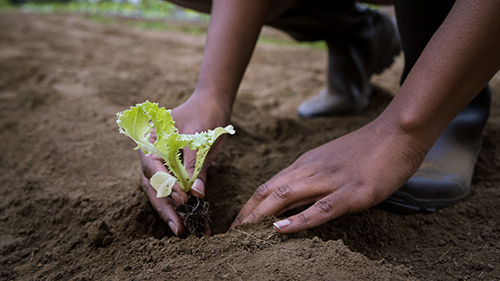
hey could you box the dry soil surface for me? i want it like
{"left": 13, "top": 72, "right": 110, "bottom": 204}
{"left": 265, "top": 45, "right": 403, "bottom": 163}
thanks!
{"left": 1, "top": 12, "right": 500, "bottom": 280}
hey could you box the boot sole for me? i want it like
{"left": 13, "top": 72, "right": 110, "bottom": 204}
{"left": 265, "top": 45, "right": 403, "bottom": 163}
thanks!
{"left": 378, "top": 190, "right": 468, "bottom": 214}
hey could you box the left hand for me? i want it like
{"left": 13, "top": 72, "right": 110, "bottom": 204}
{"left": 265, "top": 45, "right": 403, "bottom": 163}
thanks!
{"left": 231, "top": 119, "right": 426, "bottom": 233}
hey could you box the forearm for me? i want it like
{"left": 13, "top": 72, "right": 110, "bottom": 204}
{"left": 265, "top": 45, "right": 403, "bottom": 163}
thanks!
{"left": 189, "top": 0, "right": 271, "bottom": 117}
{"left": 382, "top": 0, "right": 500, "bottom": 152}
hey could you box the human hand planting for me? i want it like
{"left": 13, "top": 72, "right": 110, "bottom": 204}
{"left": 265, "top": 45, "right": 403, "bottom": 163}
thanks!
{"left": 231, "top": 119, "right": 426, "bottom": 233}
{"left": 133, "top": 0, "right": 268, "bottom": 236}
{"left": 120, "top": 98, "right": 232, "bottom": 236}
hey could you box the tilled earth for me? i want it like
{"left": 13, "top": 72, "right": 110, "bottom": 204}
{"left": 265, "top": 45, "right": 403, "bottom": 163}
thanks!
{"left": 1, "top": 12, "right": 499, "bottom": 280}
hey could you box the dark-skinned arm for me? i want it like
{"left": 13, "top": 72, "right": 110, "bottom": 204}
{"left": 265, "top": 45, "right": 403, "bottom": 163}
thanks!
{"left": 232, "top": 0, "right": 500, "bottom": 233}
{"left": 141, "top": 0, "right": 271, "bottom": 236}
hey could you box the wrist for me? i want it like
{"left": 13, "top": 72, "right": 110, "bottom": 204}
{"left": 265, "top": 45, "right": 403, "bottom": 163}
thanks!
{"left": 181, "top": 90, "right": 233, "bottom": 128}
{"left": 190, "top": 89, "right": 233, "bottom": 118}
{"left": 370, "top": 111, "right": 428, "bottom": 165}
{"left": 376, "top": 88, "right": 452, "bottom": 155}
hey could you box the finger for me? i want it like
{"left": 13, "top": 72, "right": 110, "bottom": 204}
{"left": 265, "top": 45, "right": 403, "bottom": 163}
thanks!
{"left": 230, "top": 182, "right": 272, "bottom": 228}
{"left": 189, "top": 178, "right": 205, "bottom": 198}
{"left": 231, "top": 166, "right": 313, "bottom": 228}
{"left": 239, "top": 178, "right": 325, "bottom": 225}
{"left": 141, "top": 173, "right": 185, "bottom": 236}
{"left": 140, "top": 150, "right": 188, "bottom": 204}
{"left": 139, "top": 151, "right": 165, "bottom": 180}
{"left": 272, "top": 193, "right": 348, "bottom": 234}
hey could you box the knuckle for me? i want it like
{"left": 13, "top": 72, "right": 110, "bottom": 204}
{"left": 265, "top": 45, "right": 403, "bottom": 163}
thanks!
{"left": 249, "top": 212, "right": 261, "bottom": 222}
{"left": 186, "top": 158, "right": 197, "bottom": 171}
{"left": 254, "top": 184, "right": 271, "bottom": 201}
{"left": 156, "top": 206, "right": 167, "bottom": 219}
{"left": 233, "top": 215, "right": 243, "bottom": 226}
{"left": 272, "top": 184, "right": 292, "bottom": 200}
{"left": 296, "top": 213, "right": 308, "bottom": 224}
{"left": 314, "top": 197, "right": 335, "bottom": 215}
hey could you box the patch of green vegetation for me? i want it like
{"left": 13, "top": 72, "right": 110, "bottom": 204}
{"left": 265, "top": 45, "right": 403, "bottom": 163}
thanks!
{"left": 128, "top": 20, "right": 206, "bottom": 35}
{"left": 87, "top": 14, "right": 118, "bottom": 24}
{"left": 1, "top": 0, "right": 323, "bottom": 50}
{"left": 2, "top": 0, "right": 211, "bottom": 34}
{"left": 18, "top": 1, "right": 147, "bottom": 16}
{"left": 133, "top": 21, "right": 170, "bottom": 31}
{"left": 177, "top": 25, "right": 207, "bottom": 35}
{"left": 0, "top": 0, "right": 17, "bottom": 11}
{"left": 258, "top": 36, "right": 326, "bottom": 50}
{"left": 1, "top": 0, "right": 208, "bottom": 22}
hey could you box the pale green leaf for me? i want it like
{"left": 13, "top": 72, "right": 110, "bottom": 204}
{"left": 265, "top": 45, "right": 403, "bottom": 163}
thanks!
{"left": 116, "top": 103, "right": 155, "bottom": 155}
{"left": 150, "top": 171, "right": 177, "bottom": 198}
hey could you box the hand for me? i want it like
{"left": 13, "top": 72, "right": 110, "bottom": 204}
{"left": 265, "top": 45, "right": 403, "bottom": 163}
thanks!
{"left": 140, "top": 0, "right": 268, "bottom": 236}
{"left": 231, "top": 119, "right": 426, "bottom": 233}
{"left": 140, "top": 96, "right": 230, "bottom": 236}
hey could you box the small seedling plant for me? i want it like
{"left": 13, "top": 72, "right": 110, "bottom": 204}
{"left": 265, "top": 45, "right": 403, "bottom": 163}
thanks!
{"left": 116, "top": 101, "right": 235, "bottom": 236}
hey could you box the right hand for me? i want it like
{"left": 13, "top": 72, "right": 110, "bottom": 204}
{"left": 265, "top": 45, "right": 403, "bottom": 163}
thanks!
{"left": 231, "top": 117, "right": 426, "bottom": 233}
{"left": 140, "top": 95, "right": 231, "bottom": 236}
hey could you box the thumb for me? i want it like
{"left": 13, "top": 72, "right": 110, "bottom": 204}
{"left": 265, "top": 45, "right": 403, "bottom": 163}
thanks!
{"left": 190, "top": 178, "right": 206, "bottom": 199}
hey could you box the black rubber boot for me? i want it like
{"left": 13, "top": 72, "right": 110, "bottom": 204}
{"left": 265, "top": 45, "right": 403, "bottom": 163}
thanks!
{"left": 296, "top": 8, "right": 400, "bottom": 118}
{"left": 380, "top": 86, "right": 491, "bottom": 213}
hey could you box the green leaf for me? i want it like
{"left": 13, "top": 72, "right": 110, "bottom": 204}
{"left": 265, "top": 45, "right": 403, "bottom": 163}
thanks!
{"left": 150, "top": 171, "right": 177, "bottom": 198}
{"left": 116, "top": 102, "right": 155, "bottom": 155}
{"left": 189, "top": 125, "right": 235, "bottom": 185}
{"left": 117, "top": 101, "right": 235, "bottom": 197}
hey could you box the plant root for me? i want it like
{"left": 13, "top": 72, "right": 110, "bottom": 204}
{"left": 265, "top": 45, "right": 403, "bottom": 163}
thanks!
{"left": 177, "top": 196, "right": 211, "bottom": 237}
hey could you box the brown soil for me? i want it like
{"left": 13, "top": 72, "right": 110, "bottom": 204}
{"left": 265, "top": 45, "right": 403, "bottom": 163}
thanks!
{"left": 1, "top": 12, "right": 499, "bottom": 280}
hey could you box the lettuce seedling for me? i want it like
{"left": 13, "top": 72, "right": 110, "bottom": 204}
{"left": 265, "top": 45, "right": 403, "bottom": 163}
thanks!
{"left": 116, "top": 101, "right": 235, "bottom": 198}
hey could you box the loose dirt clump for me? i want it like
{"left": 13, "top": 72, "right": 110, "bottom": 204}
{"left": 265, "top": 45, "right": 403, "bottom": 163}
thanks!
{"left": 0, "top": 12, "right": 499, "bottom": 280}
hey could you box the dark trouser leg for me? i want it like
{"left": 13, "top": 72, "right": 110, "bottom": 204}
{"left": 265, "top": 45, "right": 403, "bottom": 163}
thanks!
{"left": 381, "top": 0, "right": 491, "bottom": 213}
{"left": 166, "top": 0, "right": 401, "bottom": 118}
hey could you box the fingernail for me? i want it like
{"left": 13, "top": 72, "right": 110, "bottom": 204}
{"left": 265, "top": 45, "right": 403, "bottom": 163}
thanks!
{"left": 192, "top": 179, "right": 205, "bottom": 197}
{"left": 273, "top": 219, "right": 290, "bottom": 230}
{"left": 168, "top": 221, "right": 178, "bottom": 236}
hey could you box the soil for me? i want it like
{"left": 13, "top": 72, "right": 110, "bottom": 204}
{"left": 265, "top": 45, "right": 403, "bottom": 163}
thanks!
{"left": 1, "top": 12, "right": 500, "bottom": 281}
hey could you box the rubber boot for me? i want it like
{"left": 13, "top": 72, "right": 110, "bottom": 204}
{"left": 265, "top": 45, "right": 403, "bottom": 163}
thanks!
{"left": 380, "top": 86, "right": 491, "bottom": 213}
{"left": 296, "top": 8, "right": 401, "bottom": 118}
